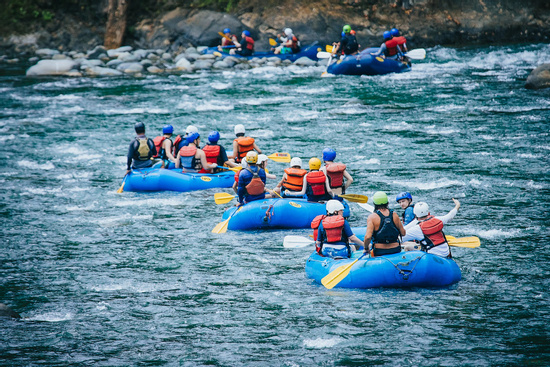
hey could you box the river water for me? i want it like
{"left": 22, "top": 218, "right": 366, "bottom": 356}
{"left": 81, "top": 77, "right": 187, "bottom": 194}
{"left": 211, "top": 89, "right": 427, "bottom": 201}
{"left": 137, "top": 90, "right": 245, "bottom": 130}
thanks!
{"left": 1, "top": 43, "right": 549, "bottom": 366}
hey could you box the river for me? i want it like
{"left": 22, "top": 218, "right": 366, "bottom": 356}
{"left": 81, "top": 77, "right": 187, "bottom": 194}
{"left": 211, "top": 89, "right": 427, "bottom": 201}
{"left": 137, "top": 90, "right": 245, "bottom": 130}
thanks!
{"left": 1, "top": 43, "right": 549, "bottom": 365}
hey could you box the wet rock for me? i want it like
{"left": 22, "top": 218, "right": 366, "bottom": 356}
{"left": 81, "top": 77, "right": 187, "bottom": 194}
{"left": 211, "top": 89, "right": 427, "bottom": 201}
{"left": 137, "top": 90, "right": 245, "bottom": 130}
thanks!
{"left": 234, "top": 63, "right": 251, "bottom": 70}
{"left": 198, "top": 54, "right": 216, "bottom": 60}
{"left": 28, "top": 56, "right": 39, "bottom": 63}
{"left": 193, "top": 59, "right": 215, "bottom": 70}
{"left": 185, "top": 47, "right": 198, "bottom": 55}
{"left": 52, "top": 54, "right": 70, "bottom": 60}
{"left": 107, "top": 46, "right": 133, "bottom": 58}
{"left": 116, "top": 62, "right": 144, "bottom": 73}
{"left": 72, "top": 52, "right": 86, "bottom": 59}
{"left": 26, "top": 59, "right": 76, "bottom": 76}
{"left": 175, "top": 57, "right": 192, "bottom": 70}
{"left": 118, "top": 52, "right": 140, "bottom": 62}
{"left": 0, "top": 303, "right": 21, "bottom": 319}
{"left": 294, "top": 57, "right": 317, "bottom": 66}
{"left": 133, "top": 49, "right": 151, "bottom": 59}
{"left": 86, "top": 66, "right": 123, "bottom": 76}
{"left": 147, "top": 66, "right": 164, "bottom": 73}
{"left": 161, "top": 53, "right": 172, "bottom": 61}
{"left": 525, "top": 63, "right": 550, "bottom": 90}
{"left": 267, "top": 57, "right": 282, "bottom": 65}
{"left": 213, "top": 60, "right": 231, "bottom": 69}
{"left": 87, "top": 46, "right": 107, "bottom": 59}
{"left": 106, "top": 59, "right": 123, "bottom": 68}
{"left": 184, "top": 53, "right": 200, "bottom": 62}
{"left": 63, "top": 70, "right": 83, "bottom": 77}
{"left": 36, "top": 48, "right": 60, "bottom": 58}
{"left": 6, "top": 58, "right": 20, "bottom": 64}
{"left": 140, "top": 59, "right": 153, "bottom": 68}
{"left": 174, "top": 53, "right": 188, "bottom": 63}
{"left": 282, "top": 60, "right": 292, "bottom": 65}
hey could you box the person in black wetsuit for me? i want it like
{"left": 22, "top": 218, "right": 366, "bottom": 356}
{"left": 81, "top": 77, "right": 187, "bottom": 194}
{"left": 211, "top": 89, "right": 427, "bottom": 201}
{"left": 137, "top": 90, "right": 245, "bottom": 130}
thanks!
{"left": 126, "top": 122, "right": 157, "bottom": 175}
{"left": 333, "top": 24, "right": 358, "bottom": 57}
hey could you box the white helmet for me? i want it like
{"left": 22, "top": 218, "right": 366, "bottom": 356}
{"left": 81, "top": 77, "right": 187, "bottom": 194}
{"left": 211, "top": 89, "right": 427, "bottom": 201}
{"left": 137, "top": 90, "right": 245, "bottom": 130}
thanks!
{"left": 241, "top": 160, "right": 248, "bottom": 169}
{"left": 284, "top": 28, "right": 293, "bottom": 36}
{"left": 414, "top": 202, "right": 430, "bottom": 218}
{"left": 234, "top": 124, "right": 245, "bottom": 135}
{"left": 186, "top": 125, "right": 198, "bottom": 134}
{"left": 257, "top": 154, "right": 268, "bottom": 164}
{"left": 290, "top": 157, "right": 302, "bottom": 168}
{"left": 326, "top": 199, "right": 345, "bottom": 215}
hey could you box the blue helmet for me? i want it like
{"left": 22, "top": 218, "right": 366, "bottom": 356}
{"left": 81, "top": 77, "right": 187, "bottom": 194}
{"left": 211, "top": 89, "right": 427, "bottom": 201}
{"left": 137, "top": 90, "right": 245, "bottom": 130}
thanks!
{"left": 383, "top": 31, "right": 392, "bottom": 40}
{"left": 208, "top": 130, "right": 220, "bottom": 143}
{"left": 162, "top": 124, "right": 174, "bottom": 135}
{"left": 391, "top": 28, "right": 400, "bottom": 37}
{"left": 341, "top": 31, "right": 345, "bottom": 37}
{"left": 396, "top": 192, "right": 413, "bottom": 202}
{"left": 134, "top": 122, "right": 145, "bottom": 134}
{"left": 186, "top": 132, "right": 200, "bottom": 143}
{"left": 322, "top": 148, "right": 336, "bottom": 162}
{"left": 223, "top": 28, "right": 231, "bottom": 34}
{"left": 243, "top": 30, "right": 250, "bottom": 37}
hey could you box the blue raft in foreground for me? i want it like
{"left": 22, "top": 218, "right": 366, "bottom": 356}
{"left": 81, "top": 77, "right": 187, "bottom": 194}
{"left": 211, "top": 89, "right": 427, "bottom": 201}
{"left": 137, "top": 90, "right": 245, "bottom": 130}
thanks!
{"left": 122, "top": 168, "right": 234, "bottom": 192}
{"left": 203, "top": 42, "right": 321, "bottom": 62}
{"left": 305, "top": 250, "right": 461, "bottom": 289}
{"left": 221, "top": 198, "right": 326, "bottom": 230}
{"left": 326, "top": 47, "right": 410, "bottom": 76}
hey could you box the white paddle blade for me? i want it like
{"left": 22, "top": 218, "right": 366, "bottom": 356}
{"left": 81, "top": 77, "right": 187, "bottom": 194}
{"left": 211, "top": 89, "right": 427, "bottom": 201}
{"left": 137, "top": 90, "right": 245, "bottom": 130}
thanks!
{"left": 317, "top": 51, "right": 332, "bottom": 59}
{"left": 356, "top": 202, "right": 374, "bottom": 213}
{"left": 405, "top": 48, "right": 426, "bottom": 60}
{"left": 283, "top": 235, "right": 314, "bottom": 248}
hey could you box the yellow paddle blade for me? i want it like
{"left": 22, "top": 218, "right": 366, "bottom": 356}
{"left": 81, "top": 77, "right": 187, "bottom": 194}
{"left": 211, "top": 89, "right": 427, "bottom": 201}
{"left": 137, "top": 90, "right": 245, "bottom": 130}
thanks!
{"left": 269, "top": 38, "right": 278, "bottom": 46}
{"left": 221, "top": 165, "right": 241, "bottom": 172}
{"left": 211, "top": 218, "right": 230, "bottom": 233}
{"left": 268, "top": 152, "right": 291, "bottom": 163}
{"left": 214, "top": 192, "right": 235, "bottom": 205}
{"left": 321, "top": 257, "right": 362, "bottom": 289}
{"left": 271, "top": 190, "right": 282, "bottom": 199}
{"left": 213, "top": 51, "right": 222, "bottom": 57}
{"left": 447, "top": 236, "right": 481, "bottom": 248}
{"left": 218, "top": 31, "right": 232, "bottom": 41}
{"left": 339, "top": 194, "right": 368, "bottom": 203}
{"left": 325, "top": 45, "right": 333, "bottom": 52}
{"left": 116, "top": 175, "right": 127, "bottom": 193}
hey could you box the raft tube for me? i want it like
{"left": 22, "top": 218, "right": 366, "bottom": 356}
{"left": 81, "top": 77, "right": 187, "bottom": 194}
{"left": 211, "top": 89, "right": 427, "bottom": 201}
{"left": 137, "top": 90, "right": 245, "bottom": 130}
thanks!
{"left": 122, "top": 168, "right": 234, "bottom": 192}
{"left": 221, "top": 198, "right": 326, "bottom": 230}
{"left": 326, "top": 47, "right": 410, "bottom": 76}
{"left": 202, "top": 42, "right": 321, "bottom": 61}
{"left": 305, "top": 250, "right": 461, "bottom": 289}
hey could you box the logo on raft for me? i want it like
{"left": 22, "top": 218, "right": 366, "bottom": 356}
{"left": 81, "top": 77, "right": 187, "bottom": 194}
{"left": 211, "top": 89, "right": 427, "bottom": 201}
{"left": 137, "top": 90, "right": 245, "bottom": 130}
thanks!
{"left": 289, "top": 201, "right": 302, "bottom": 208}
{"left": 201, "top": 176, "right": 212, "bottom": 182}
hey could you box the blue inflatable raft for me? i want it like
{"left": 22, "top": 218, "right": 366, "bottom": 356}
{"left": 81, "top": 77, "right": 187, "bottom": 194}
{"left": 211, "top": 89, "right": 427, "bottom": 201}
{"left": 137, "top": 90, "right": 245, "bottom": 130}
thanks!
{"left": 122, "top": 168, "right": 234, "bottom": 192}
{"left": 326, "top": 47, "right": 410, "bottom": 76}
{"left": 305, "top": 250, "right": 461, "bottom": 289}
{"left": 202, "top": 42, "right": 321, "bottom": 61}
{"left": 221, "top": 198, "right": 326, "bottom": 230}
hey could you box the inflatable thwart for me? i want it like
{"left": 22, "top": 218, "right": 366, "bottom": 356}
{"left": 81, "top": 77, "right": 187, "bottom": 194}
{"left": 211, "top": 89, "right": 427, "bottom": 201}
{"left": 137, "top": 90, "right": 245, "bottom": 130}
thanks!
{"left": 121, "top": 168, "right": 235, "bottom": 192}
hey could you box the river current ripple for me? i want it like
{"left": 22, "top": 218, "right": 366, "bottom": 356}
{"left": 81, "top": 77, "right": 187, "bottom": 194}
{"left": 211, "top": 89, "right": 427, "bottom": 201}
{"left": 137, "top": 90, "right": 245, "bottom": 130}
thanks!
{"left": 1, "top": 44, "right": 549, "bottom": 366}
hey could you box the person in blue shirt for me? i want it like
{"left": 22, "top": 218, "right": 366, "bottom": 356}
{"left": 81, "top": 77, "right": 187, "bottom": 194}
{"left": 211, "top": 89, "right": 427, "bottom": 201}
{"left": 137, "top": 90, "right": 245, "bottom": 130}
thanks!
{"left": 396, "top": 191, "right": 415, "bottom": 225}
{"left": 237, "top": 151, "right": 267, "bottom": 204}
{"left": 315, "top": 200, "right": 364, "bottom": 259}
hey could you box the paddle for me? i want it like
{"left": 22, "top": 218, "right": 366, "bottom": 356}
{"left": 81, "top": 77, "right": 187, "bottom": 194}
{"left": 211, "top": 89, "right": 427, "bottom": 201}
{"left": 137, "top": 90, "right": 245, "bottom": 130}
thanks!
{"left": 283, "top": 235, "right": 314, "bottom": 248}
{"left": 212, "top": 206, "right": 241, "bottom": 234}
{"left": 316, "top": 51, "right": 332, "bottom": 59}
{"left": 269, "top": 38, "right": 278, "bottom": 47}
{"left": 338, "top": 194, "right": 368, "bottom": 203}
{"left": 214, "top": 192, "right": 236, "bottom": 205}
{"left": 268, "top": 152, "right": 291, "bottom": 163}
{"left": 446, "top": 235, "right": 481, "bottom": 248}
{"left": 356, "top": 202, "right": 375, "bottom": 213}
{"left": 321, "top": 45, "right": 335, "bottom": 77}
{"left": 404, "top": 48, "right": 426, "bottom": 60}
{"left": 218, "top": 31, "right": 233, "bottom": 41}
{"left": 321, "top": 253, "right": 367, "bottom": 289}
{"left": 116, "top": 174, "right": 128, "bottom": 193}
{"left": 325, "top": 45, "right": 334, "bottom": 52}
{"left": 218, "top": 165, "right": 241, "bottom": 172}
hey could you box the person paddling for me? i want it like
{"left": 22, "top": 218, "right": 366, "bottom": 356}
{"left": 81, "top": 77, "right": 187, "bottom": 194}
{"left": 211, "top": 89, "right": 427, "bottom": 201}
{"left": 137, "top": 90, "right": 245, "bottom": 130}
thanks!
{"left": 274, "top": 28, "right": 301, "bottom": 55}
{"left": 320, "top": 147, "right": 353, "bottom": 196}
{"left": 363, "top": 191, "right": 406, "bottom": 257}
{"left": 332, "top": 25, "right": 358, "bottom": 58}
{"left": 173, "top": 125, "right": 199, "bottom": 157}
{"left": 284, "top": 158, "right": 333, "bottom": 202}
{"left": 396, "top": 191, "right": 415, "bottom": 225}
{"left": 371, "top": 31, "right": 403, "bottom": 60}
{"left": 203, "top": 130, "right": 237, "bottom": 173}
{"left": 237, "top": 151, "right": 267, "bottom": 204}
{"left": 257, "top": 154, "right": 277, "bottom": 180}
{"left": 313, "top": 200, "right": 364, "bottom": 258}
{"left": 126, "top": 122, "right": 158, "bottom": 175}
{"left": 401, "top": 199, "right": 461, "bottom": 258}
{"left": 273, "top": 157, "right": 307, "bottom": 197}
{"left": 152, "top": 124, "right": 177, "bottom": 169}
{"left": 230, "top": 124, "right": 262, "bottom": 164}
{"left": 218, "top": 28, "right": 238, "bottom": 53}
{"left": 175, "top": 132, "right": 217, "bottom": 173}
{"left": 231, "top": 30, "right": 254, "bottom": 57}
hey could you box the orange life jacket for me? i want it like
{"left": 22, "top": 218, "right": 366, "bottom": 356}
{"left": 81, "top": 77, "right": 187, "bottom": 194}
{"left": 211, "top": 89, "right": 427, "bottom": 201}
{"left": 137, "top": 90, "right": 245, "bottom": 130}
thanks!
{"left": 172, "top": 135, "right": 183, "bottom": 156}
{"left": 179, "top": 146, "right": 200, "bottom": 171}
{"left": 385, "top": 38, "right": 399, "bottom": 57}
{"left": 203, "top": 144, "right": 221, "bottom": 165}
{"left": 234, "top": 137, "right": 255, "bottom": 163}
{"left": 152, "top": 136, "right": 166, "bottom": 158}
{"left": 419, "top": 215, "right": 447, "bottom": 247}
{"left": 311, "top": 214, "right": 325, "bottom": 241}
{"left": 322, "top": 215, "right": 346, "bottom": 243}
{"left": 326, "top": 162, "right": 346, "bottom": 188}
{"left": 245, "top": 167, "right": 265, "bottom": 196}
{"left": 283, "top": 167, "right": 307, "bottom": 191}
{"left": 306, "top": 171, "right": 327, "bottom": 196}
{"left": 245, "top": 36, "right": 254, "bottom": 51}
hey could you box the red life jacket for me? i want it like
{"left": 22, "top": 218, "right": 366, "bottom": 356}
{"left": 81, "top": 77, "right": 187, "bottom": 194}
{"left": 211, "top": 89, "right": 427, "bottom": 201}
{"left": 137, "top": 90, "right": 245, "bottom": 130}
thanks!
{"left": 152, "top": 136, "right": 165, "bottom": 158}
{"left": 326, "top": 162, "right": 346, "bottom": 188}
{"left": 203, "top": 144, "right": 221, "bottom": 165}
{"left": 245, "top": 36, "right": 254, "bottom": 51}
{"left": 178, "top": 146, "right": 199, "bottom": 170}
{"left": 283, "top": 167, "right": 307, "bottom": 191}
{"left": 322, "top": 215, "right": 346, "bottom": 243}
{"left": 290, "top": 35, "right": 300, "bottom": 51}
{"left": 385, "top": 38, "right": 399, "bottom": 57}
{"left": 234, "top": 137, "right": 255, "bottom": 162}
{"left": 394, "top": 36, "right": 407, "bottom": 47}
{"left": 172, "top": 135, "right": 183, "bottom": 156}
{"left": 222, "top": 35, "right": 236, "bottom": 47}
{"left": 419, "top": 215, "right": 447, "bottom": 247}
{"left": 306, "top": 171, "right": 327, "bottom": 196}
{"left": 245, "top": 167, "right": 265, "bottom": 196}
{"left": 311, "top": 214, "right": 325, "bottom": 241}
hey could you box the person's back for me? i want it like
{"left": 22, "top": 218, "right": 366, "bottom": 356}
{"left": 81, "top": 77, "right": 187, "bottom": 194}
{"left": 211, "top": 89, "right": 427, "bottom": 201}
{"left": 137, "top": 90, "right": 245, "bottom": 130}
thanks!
{"left": 320, "top": 148, "right": 353, "bottom": 196}
{"left": 231, "top": 124, "right": 261, "bottom": 164}
{"left": 175, "top": 132, "right": 217, "bottom": 173}
{"left": 202, "top": 130, "right": 234, "bottom": 173}
{"left": 237, "top": 151, "right": 267, "bottom": 204}
{"left": 305, "top": 158, "right": 333, "bottom": 202}
{"left": 276, "top": 157, "right": 306, "bottom": 197}
{"left": 391, "top": 28, "right": 408, "bottom": 52}
{"left": 234, "top": 30, "right": 254, "bottom": 57}
{"left": 127, "top": 122, "right": 157, "bottom": 174}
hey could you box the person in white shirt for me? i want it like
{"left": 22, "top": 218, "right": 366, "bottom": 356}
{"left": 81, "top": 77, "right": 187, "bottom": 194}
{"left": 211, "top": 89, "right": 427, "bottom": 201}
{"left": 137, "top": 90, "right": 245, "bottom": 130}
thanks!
{"left": 401, "top": 198, "right": 461, "bottom": 258}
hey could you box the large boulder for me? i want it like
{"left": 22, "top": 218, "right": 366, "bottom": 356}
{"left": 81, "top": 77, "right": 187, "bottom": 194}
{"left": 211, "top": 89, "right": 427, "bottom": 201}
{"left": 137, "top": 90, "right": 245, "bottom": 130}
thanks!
{"left": 26, "top": 59, "right": 76, "bottom": 76}
{"left": 525, "top": 64, "right": 550, "bottom": 90}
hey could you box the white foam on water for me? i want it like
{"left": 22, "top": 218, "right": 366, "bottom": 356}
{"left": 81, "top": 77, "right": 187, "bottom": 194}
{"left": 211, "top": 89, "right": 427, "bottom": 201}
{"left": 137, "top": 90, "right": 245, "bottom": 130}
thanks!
{"left": 103, "top": 107, "right": 170, "bottom": 115}
{"left": 210, "top": 82, "right": 233, "bottom": 90}
{"left": 22, "top": 187, "right": 62, "bottom": 196}
{"left": 498, "top": 158, "right": 513, "bottom": 163}
{"left": 195, "top": 102, "right": 234, "bottom": 111}
{"left": 294, "top": 86, "right": 331, "bottom": 94}
{"left": 147, "top": 84, "right": 189, "bottom": 91}
{"left": 469, "top": 179, "right": 482, "bottom": 186}
{"left": 115, "top": 197, "right": 187, "bottom": 207}
{"left": 425, "top": 126, "right": 459, "bottom": 135}
{"left": 383, "top": 121, "right": 414, "bottom": 132}
{"left": 474, "top": 228, "right": 521, "bottom": 239}
{"left": 61, "top": 106, "right": 83, "bottom": 113}
{"left": 17, "top": 160, "right": 55, "bottom": 170}
{"left": 393, "top": 178, "right": 465, "bottom": 191}
{"left": 0, "top": 134, "right": 16, "bottom": 142}
{"left": 283, "top": 109, "right": 319, "bottom": 122}
{"left": 55, "top": 94, "right": 82, "bottom": 101}
{"left": 250, "top": 66, "right": 285, "bottom": 76}
{"left": 64, "top": 204, "right": 96, "bottom": 212}
{"left": 92, "top": 214, "right": 154, "bottom": 226}
{"left": 527, "top": 180, "right": 545, "bottom": 190}
{"left": 57, "top": 171, "right": 93, "bottom": 180}
{"left": 303, "top": 337, "right": 342, "bottom": 348}
{"left": 518, "top": 153, "right": 541, "bottom": 159}
{"left": 358, "top": 158, "right": 381, "bottom": 165}
{"left": 27, "top": 312, "right": 74, "bottom": 322}
{"left": 96, "top": 302, "right": 109, "bottom": 311}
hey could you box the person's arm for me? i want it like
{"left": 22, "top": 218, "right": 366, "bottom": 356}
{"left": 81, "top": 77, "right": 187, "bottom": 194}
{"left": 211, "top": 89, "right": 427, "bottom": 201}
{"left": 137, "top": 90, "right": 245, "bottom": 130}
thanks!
{"left": 371, "top": 43, "right": 386, "bottom": 56}
{"left": 274, "top": 174, "right": 286, "bottom": 189}
{"left": 127, "top": 140, "right": 135, "bottom": 173}
{"left": 324, "top": 176, "right": 334, "bottom": 197}
{"left": 232, "top": 181, "right": 238, "bottom": 194}
{"left": 284, "top": 174, "right": 307, "bottom": 197}
{"left": 343, "top": 170, "right": 353, "bottom": 191}
{"left": 148, "top": 139, "right": 157, "bottom": 158}
{"left": 401, "top": 225, "right": 423, "bottom": 243}
{"left": 198, "top": 151, "right": 217, "bottom": 170}
{"left": 253, "top": 142, "right": 262, "bottom": 154}
{"left": 394, "top": 211, "right": 406, "bottom": 236}
{"left": 315, "top": 221, "right": 325, "bottom": 248}
{"left": 174, "top": 152, "right": 181, "bottom": 168}
{"left": 237, "top": 172, "right": 247, "bottom": 204}
{"left": 164, "top": 140, "right": 177, "bottom": 163}
{"left": 363, "top": 214, "right": 375, "bottom": 253}
{"left": 396, "top": 44, "right": 403, "bottom": 57}
{"left": 343, "top": 221, "right": 363, "bottom": 248}
{"left": 438, "top": 198, "right": 460, "bottom": 224}
{"left": 230, "top": 140, "right": 238, "bottom": 159}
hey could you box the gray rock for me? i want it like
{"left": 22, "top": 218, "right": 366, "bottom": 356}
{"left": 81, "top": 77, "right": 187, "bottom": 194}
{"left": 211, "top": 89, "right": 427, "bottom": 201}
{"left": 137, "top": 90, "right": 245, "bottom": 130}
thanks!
{"left": 234, "top": 63, "right": 251, "bottom": 70}
{"left": 193, "top": 59, "right": 214, "bottom": 70}
{"left": 223, "top": 58, "right": 237, "bottom": 67}
{"left": 26, "top": 59, "right": 76, "bottom": 76}
{"left": 294, "top": 57, "right": 317, "bottom": 66}
{"left": 86, "top": 66, "right": 123, "bottom": 76}
{"left": 6, "top": 58, "right": 19, "bottom": 64}
{"left": 147, "top": 66, "right": 164, "bottom": 73}
{"left": 28, "top": 56, "right": 39, "bottom": 63}
{"left": 133, "top": 49, "right": 151, "bottom": 59}
{"left": 213, "top": 60, "right": 231, "bottom": 69}
{"left": 107, "top": 46, "right": 133, "bottom": 58}
{"left": 118, "top": 52, "right": 140, "bottom": 62}
{"left": 36, "top": 48, "right": 60, "bottom": 58}
{"left": 106, "top": 59, "right": 123, "bottom": 68}
{"left": 0, "top": 303, "right": 21, "bottom": 319}
{"left": 161, "top": 52, "right": 172, "bottom": 61}
{"left": 63, "top": 70, "right": 83, "bottom": 77}
{"left": 87, "top": 46, "right": 107, "bottom": 59}
{"left": 184, "top": 53, "right": 200, "bottom": 62}
{"left": 184, "top": 47, "right": 198, "bottom": 55}
{"left": 266, "top": 62, "right": 278, "bottom": 67}
{"left": 140, "top": 59, "right": 153, "bottom": 68}
{"left": 174, "top": 53, "right": 188, "bottom": 63}
{"left": 525, "top": 63, "right": 550, "bottom": 90}
{"left": 267, "top": 57, "right": 282, "bottom": 64}
{"left": 249, "top": 57, "right": 264, "bottom": 64}
{"left": 78, "top": 59, "right": 104, "bottom": 69}
{"left": 148, "top": 53, "right": 160, "bottom": 61}
{"left": 282, "top": 59, "right": 292, "bottom": 65}
{"left": 196, "top": 46, "right": 208, "bottom": 53}
{"left": 116, "top": 62, "right": 144, "bottom": 73}
{"left": 52, "top": 54, "right": 69, "bottom": 60}
{"left": 175, "top": 57, "right": 192, "bottom": 70}
{"left": 198, "top": 54, "right": 216, "bottom": 60}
